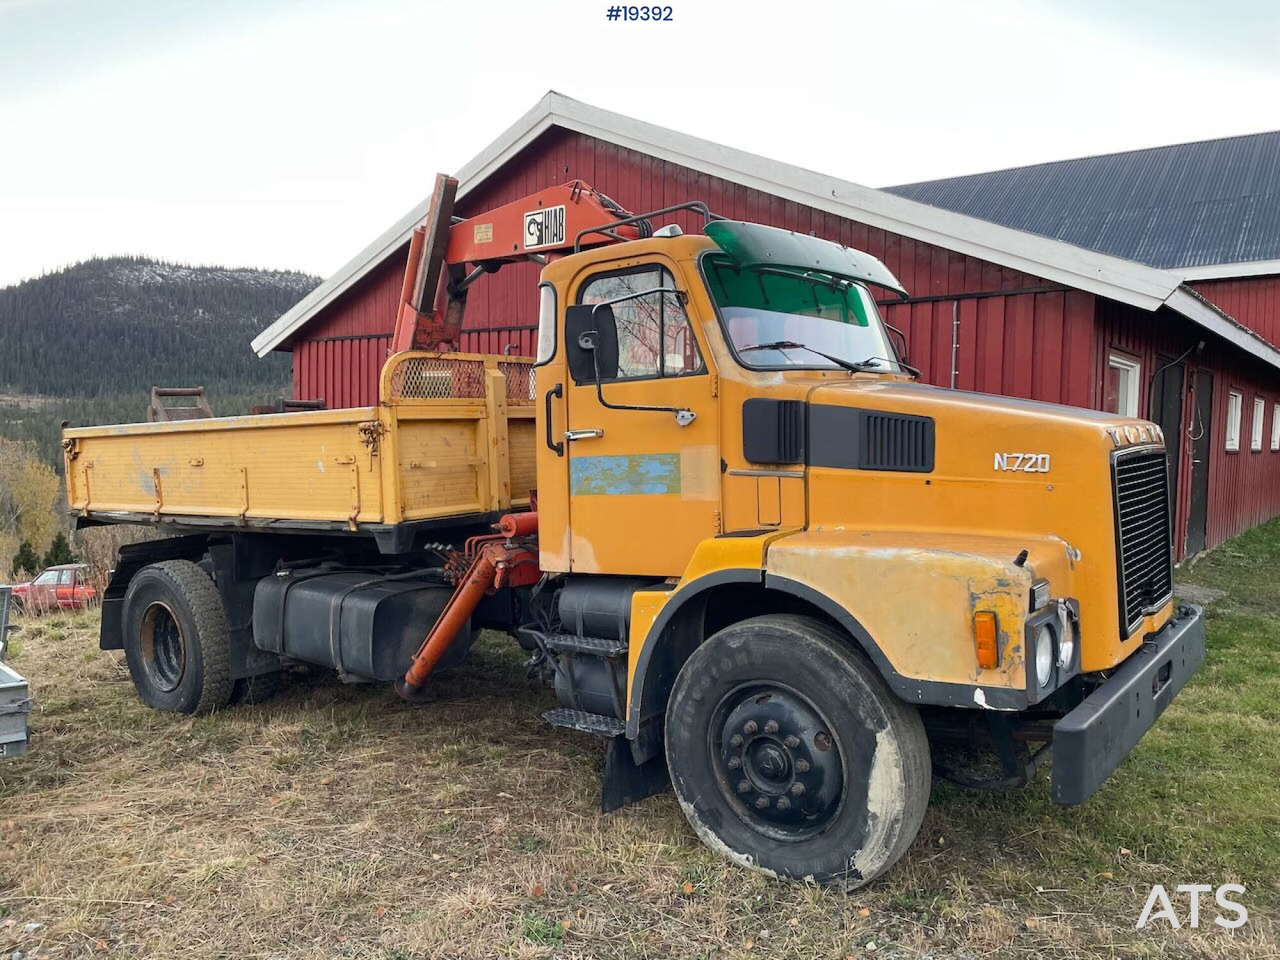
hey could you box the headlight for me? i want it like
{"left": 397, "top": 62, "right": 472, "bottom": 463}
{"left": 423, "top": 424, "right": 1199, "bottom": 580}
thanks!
{"left": 1056, "top": 604, "right": 1076, "bottom": 669}
{"left": 1034, "top": 624, "right": 1055, "bottom": 688}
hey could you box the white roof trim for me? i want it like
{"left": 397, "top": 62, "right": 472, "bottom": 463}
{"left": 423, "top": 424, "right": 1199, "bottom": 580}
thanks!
{"left": 251, "top": 92, "right": 1280, "bottom": 371}
{"left": 1167, "top": 287, "right": 1280, "bottom": 367}
{"left": 1180, "top": 259, "right": 1280, "bottom": 281}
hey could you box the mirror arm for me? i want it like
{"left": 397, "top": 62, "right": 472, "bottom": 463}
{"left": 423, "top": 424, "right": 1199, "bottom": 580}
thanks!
{"left": 885, "top": 322, "right": 910, "bottom": 364}
{"left": 587, "top": 333, "right": 697, "bottom": 426}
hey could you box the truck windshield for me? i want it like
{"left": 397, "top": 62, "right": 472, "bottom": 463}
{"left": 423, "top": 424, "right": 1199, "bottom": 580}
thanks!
{"left": 703, "top": 253, "right": 896, "bottom": 371}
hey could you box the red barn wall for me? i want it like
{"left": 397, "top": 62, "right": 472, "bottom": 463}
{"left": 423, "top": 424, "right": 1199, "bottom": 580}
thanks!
{"left": 1202, "top": 349, "right": 1280, "bottom": 548}
{"left": 1190, "top": 275, "right": 1280, "bottom": 348}
{"left": 293, "top": 250, "right": 403, "bottom": 407}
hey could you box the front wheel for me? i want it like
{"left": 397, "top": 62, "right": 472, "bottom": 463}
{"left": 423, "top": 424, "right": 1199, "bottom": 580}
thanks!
{"left": 665, "top": 615, "right": 931, "bottom": 889}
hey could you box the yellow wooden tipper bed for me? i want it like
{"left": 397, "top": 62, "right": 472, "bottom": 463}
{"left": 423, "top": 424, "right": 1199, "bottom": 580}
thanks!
{"left": 62, "top": 353, "right": 537, "bottom": 552}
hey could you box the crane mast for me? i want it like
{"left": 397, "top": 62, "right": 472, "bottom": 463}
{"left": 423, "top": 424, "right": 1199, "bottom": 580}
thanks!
{"left": 391, "top": 173, "right": 646, "bottom": 353}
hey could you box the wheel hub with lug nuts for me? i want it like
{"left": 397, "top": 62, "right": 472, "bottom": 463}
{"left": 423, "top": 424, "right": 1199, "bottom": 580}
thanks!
{"left": 711, "top": 684, "right": 845, "bottom": 841}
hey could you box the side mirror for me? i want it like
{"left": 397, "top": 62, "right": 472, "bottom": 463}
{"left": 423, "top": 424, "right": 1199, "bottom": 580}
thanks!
{"left": 885, "top": 323, "right": 910, "bottom": 365}
{"left": 565, "top": 304, "right": 619, "bottom": 383}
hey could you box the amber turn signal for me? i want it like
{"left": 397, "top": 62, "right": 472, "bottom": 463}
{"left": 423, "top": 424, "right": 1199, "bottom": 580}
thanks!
{"left": 973, "top": 611, "right": 999, "bottom": 669}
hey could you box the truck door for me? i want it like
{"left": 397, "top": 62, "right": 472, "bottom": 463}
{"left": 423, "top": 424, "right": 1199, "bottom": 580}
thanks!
{"left": 563, "top": 261, "right": 720, "bottom": 577}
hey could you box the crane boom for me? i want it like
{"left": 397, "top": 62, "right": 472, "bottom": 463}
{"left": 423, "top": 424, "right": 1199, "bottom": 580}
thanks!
{"left": 391, "top": 173, "right": 646, "bottom": 353}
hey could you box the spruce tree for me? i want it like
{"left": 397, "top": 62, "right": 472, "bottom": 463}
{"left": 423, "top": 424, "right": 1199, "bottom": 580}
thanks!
{"left": 11, "top": 541, "right": 40, "bottom": 578}
{"left": 42, "top": 532, "right": 75, "bottom": 566}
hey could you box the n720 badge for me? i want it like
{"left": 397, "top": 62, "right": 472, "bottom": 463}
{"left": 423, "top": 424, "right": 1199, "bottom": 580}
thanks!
{"left": 994, "top": 452, "right": 1051, "bottom": 473}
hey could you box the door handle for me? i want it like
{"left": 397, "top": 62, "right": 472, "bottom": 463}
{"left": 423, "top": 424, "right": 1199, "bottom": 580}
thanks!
{"left": 544, "top": 384, "right": 564, "bottom": 457}
{"left": 564, "top": 428, "right": 605, "bottom": 442}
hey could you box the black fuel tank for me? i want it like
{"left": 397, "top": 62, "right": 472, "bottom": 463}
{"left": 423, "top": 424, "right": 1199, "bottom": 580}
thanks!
{"left": 558, "top": 576, "right": 663, "bottom": 641}
{"left": 252, "top": 571, "right": 469, "bottom": 681}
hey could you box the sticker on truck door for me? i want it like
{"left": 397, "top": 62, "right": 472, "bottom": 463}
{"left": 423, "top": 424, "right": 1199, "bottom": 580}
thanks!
{"left": 524, "top": 205, "right": 566, "bottom": 249}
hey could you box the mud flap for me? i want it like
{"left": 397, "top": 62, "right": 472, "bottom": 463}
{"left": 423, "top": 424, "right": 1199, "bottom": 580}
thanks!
{"left": 601, "top": 736, "right": 671, "bottom": 812}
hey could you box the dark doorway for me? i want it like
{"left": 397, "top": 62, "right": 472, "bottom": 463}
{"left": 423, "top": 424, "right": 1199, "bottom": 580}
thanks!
{"left": 1150, "top": 357, "right": 1185, "bottom": 497}
{"left": 1186, "top": 368, "right": 1214, "bottom": 556}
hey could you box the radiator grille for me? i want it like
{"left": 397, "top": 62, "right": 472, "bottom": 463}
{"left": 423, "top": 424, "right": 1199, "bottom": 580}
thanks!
{"left": 1112, "top": 450, "right": 1174, "bottom": 637}
{"left": 859, "top": 412, "right": 934, "bottom": 472}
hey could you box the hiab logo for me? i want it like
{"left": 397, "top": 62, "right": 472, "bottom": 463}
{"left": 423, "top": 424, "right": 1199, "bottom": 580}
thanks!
{"left": 1136, "top": 884, "right": 1248, "bottom": 930}
{"left": 523, "top": 204, "right": 566, "bottom": 249}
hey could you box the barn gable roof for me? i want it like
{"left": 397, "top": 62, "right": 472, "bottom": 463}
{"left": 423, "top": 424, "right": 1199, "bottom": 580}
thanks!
{"left": 251, "top": 93, "right": 1280, "bottom": 371}
{"left": 886, "top": 131, "right": 1280, "bottom": 277}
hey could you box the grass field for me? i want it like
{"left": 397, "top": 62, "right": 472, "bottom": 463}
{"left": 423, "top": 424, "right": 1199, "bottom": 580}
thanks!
{"left": 2, "top": 522, "right": 1278, "bottom": 959}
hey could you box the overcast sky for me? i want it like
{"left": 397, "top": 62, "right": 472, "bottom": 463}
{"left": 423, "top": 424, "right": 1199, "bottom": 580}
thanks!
{"left": 1, "top": 0, "right": 1278, "bottom": 288}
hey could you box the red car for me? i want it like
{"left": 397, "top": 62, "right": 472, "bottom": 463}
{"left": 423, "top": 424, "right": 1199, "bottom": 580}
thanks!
{"left": 11, "top": 564, "right": 98, "bottom": 614}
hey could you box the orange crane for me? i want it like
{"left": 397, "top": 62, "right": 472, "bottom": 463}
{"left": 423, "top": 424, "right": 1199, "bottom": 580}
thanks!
{"left": 390, "top": 173, "right": 650, "bottom": 354}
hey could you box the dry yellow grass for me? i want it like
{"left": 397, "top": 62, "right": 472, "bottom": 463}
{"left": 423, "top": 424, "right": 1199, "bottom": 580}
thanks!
{"left": 0, "top": 593, "right": 1275, "bottom": 959}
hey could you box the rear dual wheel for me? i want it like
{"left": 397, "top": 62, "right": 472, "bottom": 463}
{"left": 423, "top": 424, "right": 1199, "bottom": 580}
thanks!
{"left": 665, "top": 615, "right": 931, "bottom": 889}
{"left": 122, "top": 559, "right": 282, "bottom": 714}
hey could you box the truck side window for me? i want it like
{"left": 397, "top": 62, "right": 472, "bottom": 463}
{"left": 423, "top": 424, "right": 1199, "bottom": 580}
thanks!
{"left": 579, "top": 267, "right": 702, "bottom": 380}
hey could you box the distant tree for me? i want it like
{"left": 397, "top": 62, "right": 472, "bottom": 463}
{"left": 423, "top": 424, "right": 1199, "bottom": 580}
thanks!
{"left": 42, "top": 531, "right": 75, "bottom": 567}
{"left": 11, "top": 540, "right": 40, "bottom": 578}
{"left": 0, "top": 438, "right": 58, "bottom": 553}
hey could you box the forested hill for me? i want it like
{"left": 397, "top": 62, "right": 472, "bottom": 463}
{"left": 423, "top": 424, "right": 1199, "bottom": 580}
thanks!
{"left": 0, "top": 256, "right": 321, "bottom": 466}
{"left": 0, "top": 256, "right": 317, "bottom": 397}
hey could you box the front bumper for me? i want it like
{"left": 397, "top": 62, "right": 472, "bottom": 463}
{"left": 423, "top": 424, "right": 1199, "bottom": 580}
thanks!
{"left": 1050, "top": 603, "right": 1205, "bottom": 805}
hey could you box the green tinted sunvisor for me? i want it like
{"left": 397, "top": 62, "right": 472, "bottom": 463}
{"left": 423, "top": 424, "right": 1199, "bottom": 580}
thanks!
{"left": 705, "top": 220, "right": 910, "bottom": 301}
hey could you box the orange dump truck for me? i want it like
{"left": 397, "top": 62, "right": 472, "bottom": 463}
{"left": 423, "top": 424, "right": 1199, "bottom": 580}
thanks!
{"left": 63, "top": 176, "right": 1204, "bottom": 888}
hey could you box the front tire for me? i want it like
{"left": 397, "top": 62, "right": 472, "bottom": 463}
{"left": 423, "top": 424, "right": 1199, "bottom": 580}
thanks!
{"left": 122, "top": 560, "right": 233, "bottom": 714}
{"left": 665, "top": 614, "right": 930, "bottom": 889}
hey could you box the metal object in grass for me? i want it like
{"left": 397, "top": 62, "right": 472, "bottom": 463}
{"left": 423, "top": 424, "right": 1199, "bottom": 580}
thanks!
{"left": 0, "top": 586, "right": 33, "bottom": 759}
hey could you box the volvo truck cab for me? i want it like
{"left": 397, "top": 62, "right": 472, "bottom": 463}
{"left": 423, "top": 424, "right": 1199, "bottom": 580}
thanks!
{"left": 529, "top": 217, "right": 1203, "bottom": 886}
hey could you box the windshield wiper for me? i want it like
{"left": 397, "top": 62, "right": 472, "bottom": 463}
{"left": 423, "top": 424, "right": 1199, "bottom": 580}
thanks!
{"left": 856, "top": 355, "right": 922, "bottom": 379}
{"left": 742, "top": 343, "right": 911, "bottom": 376}
{"left": 738, "top": 340, "right": 867, "bottom": 373}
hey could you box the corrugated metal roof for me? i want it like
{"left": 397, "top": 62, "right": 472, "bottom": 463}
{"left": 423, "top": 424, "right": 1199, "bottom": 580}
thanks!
{"left": 885, "top": 131, "right": 1280, "bottom": 270}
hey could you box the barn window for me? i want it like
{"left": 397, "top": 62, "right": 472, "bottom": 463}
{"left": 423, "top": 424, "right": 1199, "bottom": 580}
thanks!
{"left": 1251, "top": 397, "right": 1265, "bottom": 452}
{"left": 1225, "top": 391, "right": 1242, "bottom": 452}
{"left": 1272, "top": 403, "right": 1280, "bottom": 451}
{"left": 1104, "top": 353, "right": 1141, "bottom": 418}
